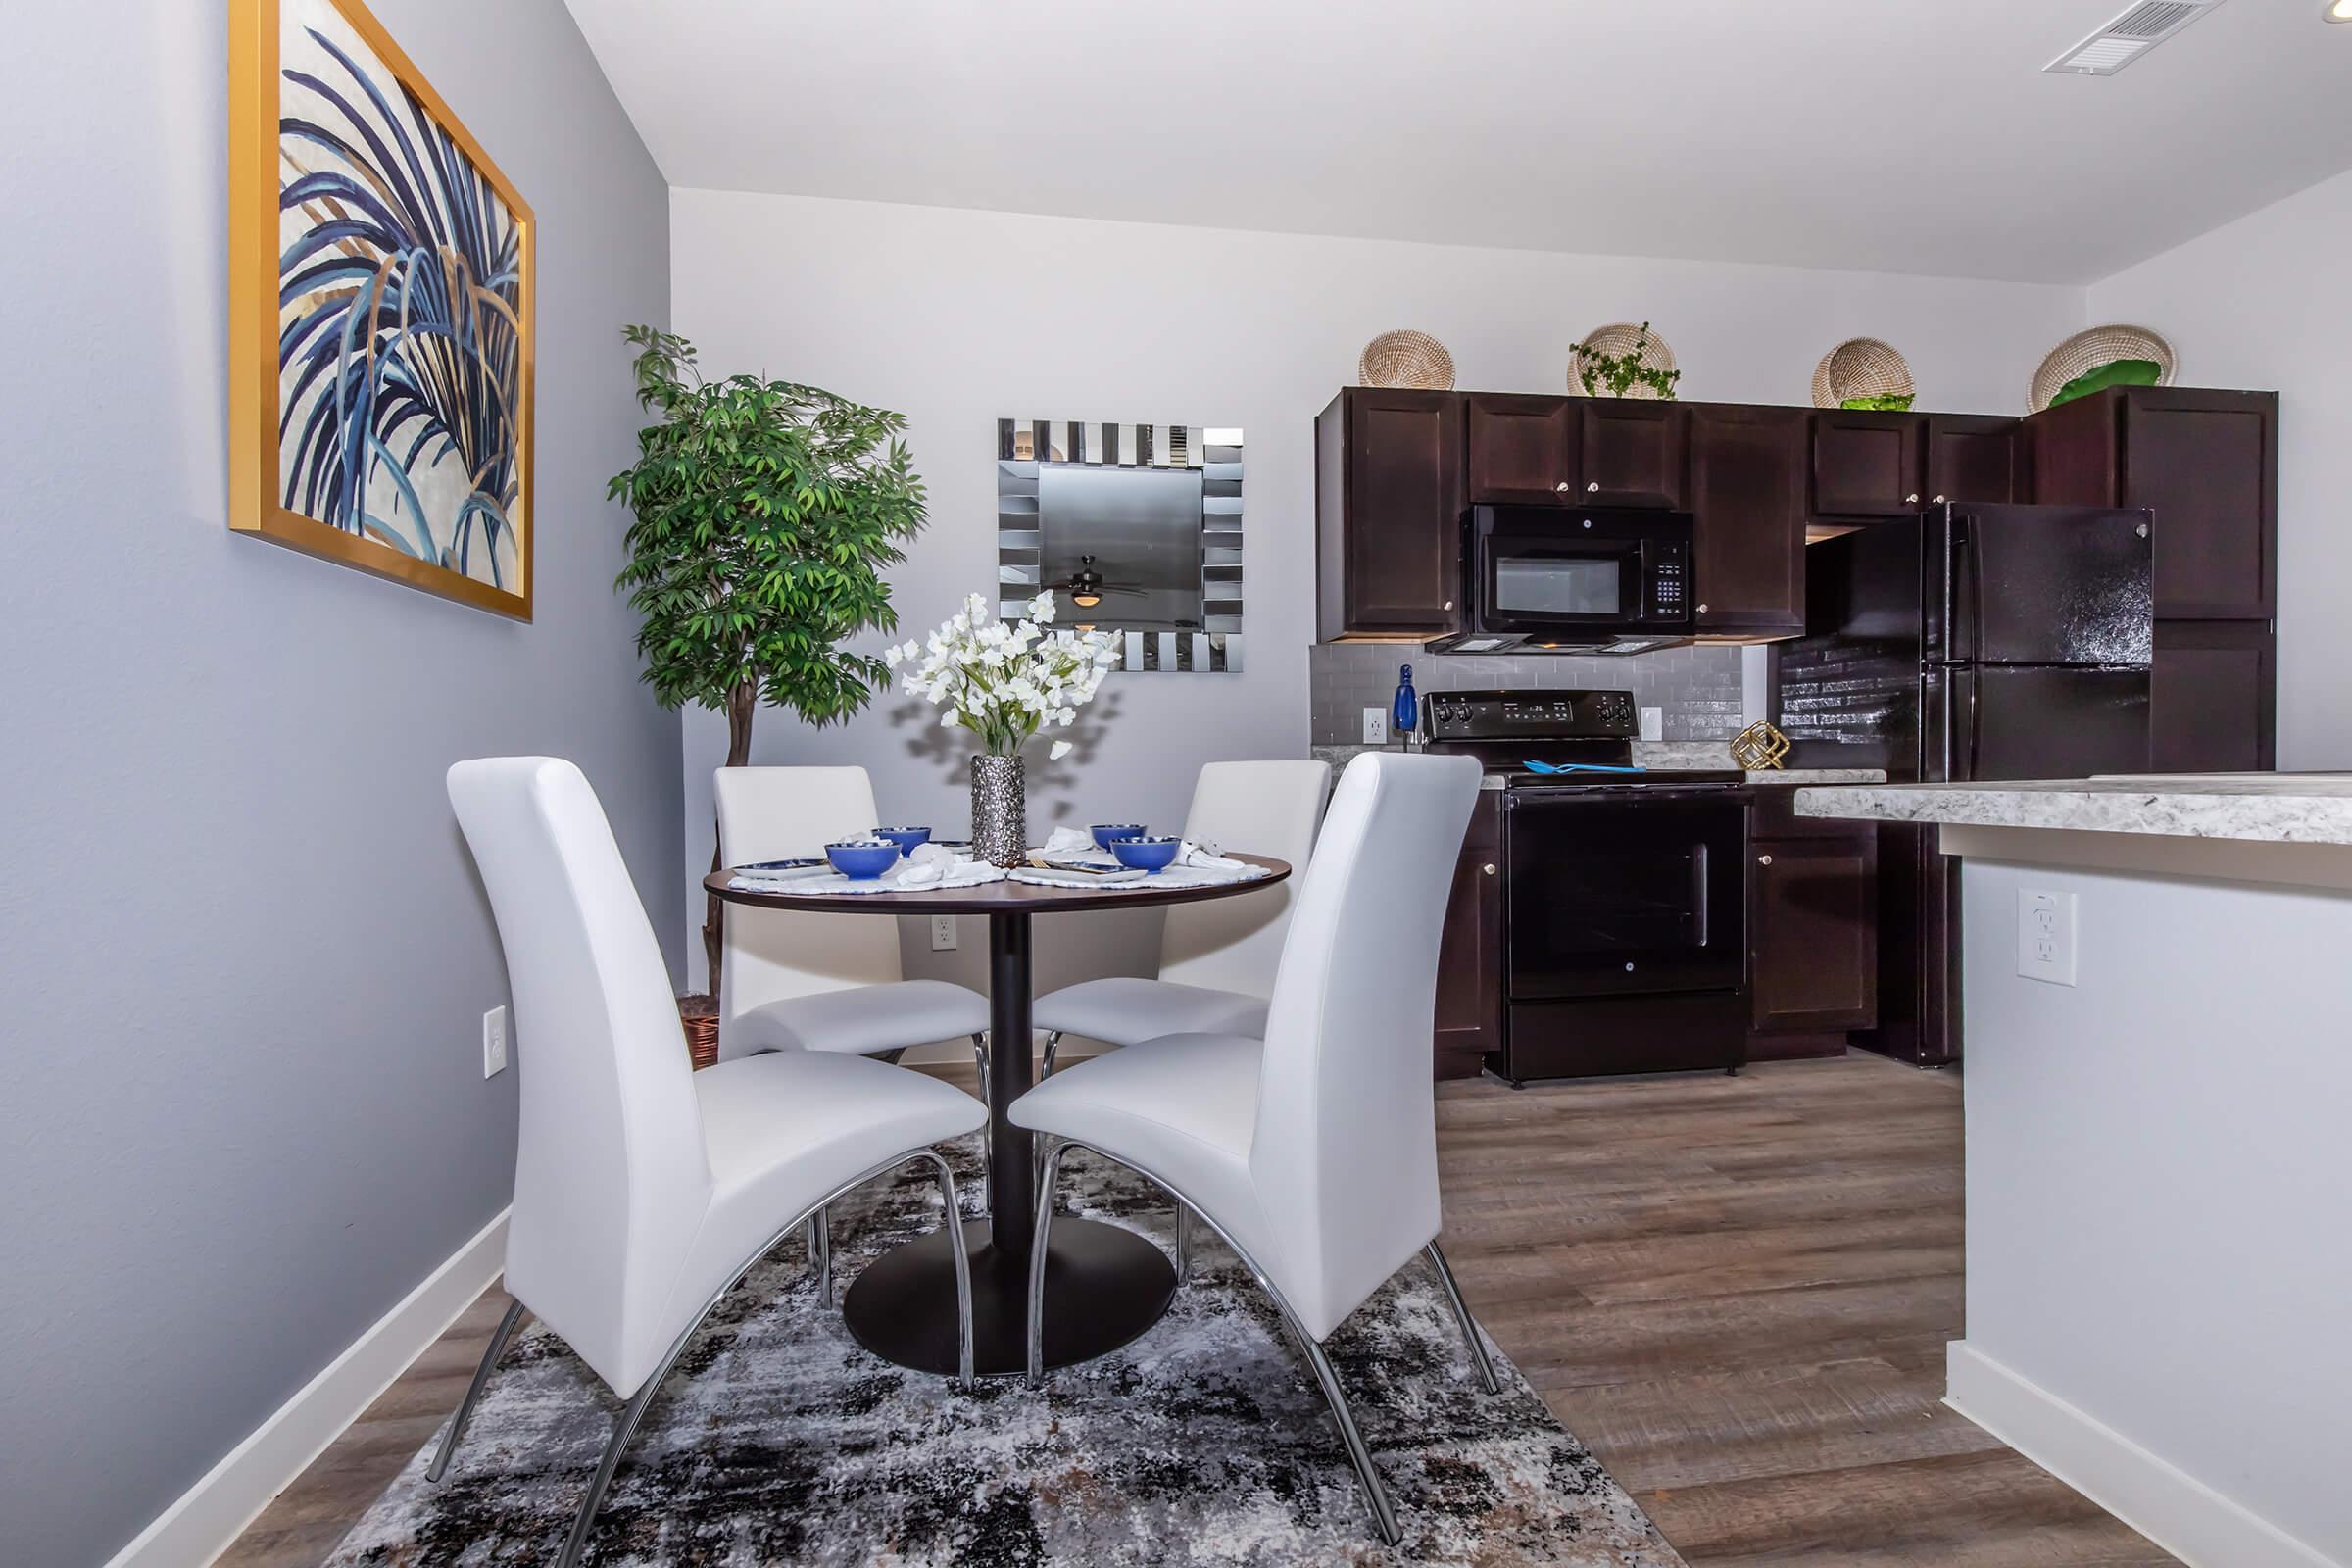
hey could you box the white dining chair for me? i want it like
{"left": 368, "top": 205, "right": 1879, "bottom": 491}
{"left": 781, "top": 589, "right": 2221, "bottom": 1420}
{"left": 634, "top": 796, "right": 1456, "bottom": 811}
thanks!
{"left": 1032, "top": 759, "right": 1331, "bottom": 1074}
{"left": 714, "top": 765, "right": 990, "bottom": 1072}
{"left": 440, "top": 758, "right": 983, "bottom": 1568}
{"left": 1011, "top": 753, "right": 1494, "bottom": 1546}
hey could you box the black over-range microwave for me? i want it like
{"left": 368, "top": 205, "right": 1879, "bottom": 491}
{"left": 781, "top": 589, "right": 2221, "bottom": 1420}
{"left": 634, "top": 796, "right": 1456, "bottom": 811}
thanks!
{"left": 1427, "top": 504, "right": 1695, "bottom": 655}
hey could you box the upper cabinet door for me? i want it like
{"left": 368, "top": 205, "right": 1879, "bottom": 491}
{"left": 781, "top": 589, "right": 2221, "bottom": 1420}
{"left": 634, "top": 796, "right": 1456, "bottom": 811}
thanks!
{"left": 1466, "top": 394, "right": 1579, "bottom": 504}
{"left": 2120, "top": 389, "right": 2277, "bottom": 621}
{"left": 1811, "top": 412, "right": 1924, "bottom": 516}
{"left": 1686, "top": 405, "right": 1809, "bottom": 637}
{"left": 1924, "top": 415, "right": 2024, "bottom": 506}
{"left": 1580, "top": 400, "right": 1689, "bottom": 508}
{"left": 1315, "top": 388, "right": 1463, "bottom": 637}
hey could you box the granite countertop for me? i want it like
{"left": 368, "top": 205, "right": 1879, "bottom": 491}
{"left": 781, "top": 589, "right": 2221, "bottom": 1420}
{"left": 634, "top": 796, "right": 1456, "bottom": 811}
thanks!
{"left": 1308, "top": 741, "right": 1885, "bottom": 787}
{"left": 1794, "top": 773, "right": 2352, "bottom": 847}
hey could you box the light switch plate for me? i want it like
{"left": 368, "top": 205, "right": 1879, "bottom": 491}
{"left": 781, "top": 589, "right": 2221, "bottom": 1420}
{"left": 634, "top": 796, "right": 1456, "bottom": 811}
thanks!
{"left": 1361, "top": 707, "right": 1389, "bottom": 745}
{"left": 2015, "top": 889, "right": 2078, "bottom": 986}
{"left": 482, "top": 1004, "right": 510, "bottom": 1076}
{"left": 930, "top": 915, "right": 957, "bottom": 952}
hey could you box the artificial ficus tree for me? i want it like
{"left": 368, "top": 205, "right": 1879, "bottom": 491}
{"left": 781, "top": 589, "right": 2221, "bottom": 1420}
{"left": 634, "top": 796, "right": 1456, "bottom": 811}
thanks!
{"left": 610, "top": 325, "right": 928, "bottom": 988}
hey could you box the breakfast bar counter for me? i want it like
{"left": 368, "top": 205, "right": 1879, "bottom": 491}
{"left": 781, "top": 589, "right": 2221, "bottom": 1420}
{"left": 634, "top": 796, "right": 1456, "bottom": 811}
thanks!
{"left": 1794, "top": 774, "right": 2352, "bottom": 1568}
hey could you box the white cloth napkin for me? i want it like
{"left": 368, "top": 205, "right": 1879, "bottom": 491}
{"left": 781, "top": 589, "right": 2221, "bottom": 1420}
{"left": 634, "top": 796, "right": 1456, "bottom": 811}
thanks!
{"left": 1038, "top": 826, "right": 1099, "bottom": 858}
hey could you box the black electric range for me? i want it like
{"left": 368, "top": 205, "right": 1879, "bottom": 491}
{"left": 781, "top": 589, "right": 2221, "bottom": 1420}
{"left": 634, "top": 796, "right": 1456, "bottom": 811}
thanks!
{"left": 1424, "top": 690, "right": 1751, "bottom": 1083}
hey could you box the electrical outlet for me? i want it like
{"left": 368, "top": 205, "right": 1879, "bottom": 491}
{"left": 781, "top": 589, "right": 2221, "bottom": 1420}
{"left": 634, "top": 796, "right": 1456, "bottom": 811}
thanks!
{"left": 1361, "top": 707, "right": 1389, "bottom": 745}
{"left": 930, "top": 914, "right": 957, "bottom": 952}
{"left": 2014, "top": 889, "right": 2078, "bottom": 986}
{"left": 482, "top": 1004, "right": 510, "bottom": 1076}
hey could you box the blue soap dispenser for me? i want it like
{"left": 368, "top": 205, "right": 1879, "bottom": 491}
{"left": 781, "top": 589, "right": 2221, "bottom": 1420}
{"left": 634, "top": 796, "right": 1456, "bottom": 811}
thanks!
{"left": 1392, "top": 663, "right": 1419, "bottom": 749}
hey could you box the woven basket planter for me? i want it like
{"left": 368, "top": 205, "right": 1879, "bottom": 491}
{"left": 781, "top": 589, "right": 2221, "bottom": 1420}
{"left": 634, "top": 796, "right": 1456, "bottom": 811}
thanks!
{"left": 2030, "top": 325, "right": 2176, "bottom": 413}
{"left": 1812, "top": 338, "right": 1915, "bottom": 408}
{"left": 1358, "top": 329, "right": 1455, "bottom": 390}
{"left": 1571, "top": 323, "right": 1678, "bottom": 398}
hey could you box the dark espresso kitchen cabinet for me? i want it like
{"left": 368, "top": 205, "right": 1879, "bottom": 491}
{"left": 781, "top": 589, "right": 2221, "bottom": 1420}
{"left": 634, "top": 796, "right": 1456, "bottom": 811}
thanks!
{"left": 1925, "top": 414, "right": 2025, "bottom": 506}
{"left": 1466, "top": 393, "right": 1578, "bottom": 504}
{"left": 1580, "top": 399, "right": 1688, "bottom": 508}
{"left": 1811, "top": 411, "right": 1924, "bottom": 518}
{"left": 2152, "top": 620, "right": 2276, "bottom": 773}
{"left": 1686, "top": 404, "right": 1809, "bottom": 637}
{"left": 1315, "top": 388, "right": 1464, "bottom": 639}
{"left": 2028, "top": 386, "right": 2278, "bottom": 621}
{"left": 1746, "top": 788, "right": 1878, "bottom": 1058}
{"left": 1432, "top": 789, "right": 1502, "bottom": 1079}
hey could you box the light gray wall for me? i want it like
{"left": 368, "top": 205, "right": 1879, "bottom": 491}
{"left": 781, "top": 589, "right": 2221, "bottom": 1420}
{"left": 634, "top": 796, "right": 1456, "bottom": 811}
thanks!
{"left": 0, "top": 5, "right": 676, "bottom": 1564}
{"left": 669, "top": 188, "right": 2086, "bottom": 1004}
{"left": 2089, "top": 166, "right": 2352, "bottom": 771}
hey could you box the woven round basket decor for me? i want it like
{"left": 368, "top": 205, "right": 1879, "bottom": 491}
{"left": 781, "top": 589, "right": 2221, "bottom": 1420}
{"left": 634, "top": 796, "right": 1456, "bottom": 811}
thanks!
{"left": 1358, "top": 329, "right": 1455, "bottom": 390}
{"left": 1571, "top": 322, "right": 1678, "bottom": 398}
{"left": 1812, "top": 337, "right": 1915, "bottom": 409}
{"left": 2030, "top": 324, "right": 2176, "bottom": 413}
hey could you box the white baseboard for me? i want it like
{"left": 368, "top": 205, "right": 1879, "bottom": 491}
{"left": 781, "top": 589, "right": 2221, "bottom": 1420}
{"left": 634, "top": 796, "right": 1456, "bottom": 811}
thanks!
{"left": 104, "top": 1208, "right": 511, "bottom": 1568}
{"left": 1945, "top": 1340, "right": 2341, "bottom": 1568}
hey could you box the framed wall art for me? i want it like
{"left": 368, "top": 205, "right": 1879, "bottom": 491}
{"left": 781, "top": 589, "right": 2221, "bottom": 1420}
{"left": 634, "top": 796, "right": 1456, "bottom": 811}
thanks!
{"left": 228, "top": 0, "right": 535, "bottom": 617}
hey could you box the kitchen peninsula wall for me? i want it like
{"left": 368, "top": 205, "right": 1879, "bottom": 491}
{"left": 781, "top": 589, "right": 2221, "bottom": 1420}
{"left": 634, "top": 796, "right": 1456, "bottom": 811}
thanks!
{"left": 1308, "top": 641, "right": 1744, "bottom": 746}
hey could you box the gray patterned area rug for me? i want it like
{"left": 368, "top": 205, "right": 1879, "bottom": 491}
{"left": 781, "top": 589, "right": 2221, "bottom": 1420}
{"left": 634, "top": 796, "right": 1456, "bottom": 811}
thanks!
{"left": 327, "top": 1136, "right": 1685, "bottom": 1567}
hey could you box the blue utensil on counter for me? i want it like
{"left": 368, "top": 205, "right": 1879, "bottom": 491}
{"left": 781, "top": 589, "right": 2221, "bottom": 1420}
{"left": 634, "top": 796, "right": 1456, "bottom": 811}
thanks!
{"left": 825, "top": 839, "right": 902, "bottom": 880}
{"left": 1111, "top": 835, "right": 1183, "bottom": 874}
{"left": 1522, "top": 760, "right": 1648, "bottom": 775}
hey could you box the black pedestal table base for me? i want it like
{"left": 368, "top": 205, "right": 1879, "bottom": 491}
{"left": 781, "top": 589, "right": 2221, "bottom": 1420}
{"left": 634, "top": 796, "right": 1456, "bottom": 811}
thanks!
{"left": 842, "top": 1217, "right": 1177, "bottom": 1377}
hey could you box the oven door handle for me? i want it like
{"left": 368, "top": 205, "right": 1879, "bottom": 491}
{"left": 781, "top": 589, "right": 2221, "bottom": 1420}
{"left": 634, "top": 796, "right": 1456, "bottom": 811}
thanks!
{"left": 1690, "top": 843, "right": 1709, "bottom": 949}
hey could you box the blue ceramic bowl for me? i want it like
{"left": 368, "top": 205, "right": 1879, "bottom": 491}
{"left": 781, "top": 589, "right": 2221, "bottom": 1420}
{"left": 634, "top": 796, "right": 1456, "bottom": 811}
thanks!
{"left": 1091, "top": 823, "right": 1148, "bottom": 850}
{"left": 1111, "top": 835, "right": 1182, "bottom": 874}
{"left": 825, "top": 839, "right": 902, "bottom": 880}
{"left": 871, "top": 826, "right": 931, "bottom": 857}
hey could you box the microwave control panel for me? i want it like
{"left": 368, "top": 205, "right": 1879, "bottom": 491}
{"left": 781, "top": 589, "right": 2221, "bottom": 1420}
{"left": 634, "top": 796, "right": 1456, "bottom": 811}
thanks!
{"left": 1646, "top": 545, "right": 1689, "bottom": 621}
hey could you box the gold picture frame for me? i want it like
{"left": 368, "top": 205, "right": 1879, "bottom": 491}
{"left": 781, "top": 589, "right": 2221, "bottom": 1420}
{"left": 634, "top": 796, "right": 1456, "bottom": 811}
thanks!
{"left": 228, "top": 0, "right": 535, "bottom": 618}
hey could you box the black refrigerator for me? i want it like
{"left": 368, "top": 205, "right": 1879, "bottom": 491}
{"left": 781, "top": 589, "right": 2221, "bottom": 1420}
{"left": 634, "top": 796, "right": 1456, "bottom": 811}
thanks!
{"left": 1780, "top": 504, "right": 2154, "bottom": 1065}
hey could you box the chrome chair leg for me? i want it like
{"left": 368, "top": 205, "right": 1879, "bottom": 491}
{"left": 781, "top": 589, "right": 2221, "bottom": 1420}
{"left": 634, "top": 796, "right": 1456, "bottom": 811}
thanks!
{"left": 810, "top": 1208, "right": 832, "bottom": 1307}
{"left": 426, "top": 1297, "right": 525, "bottom": 1483}
{"left": 1026, "top": 1141, "right": 1075, "bottom": 1384}
{"left": 917, "top": 1149, "right": 979, "bottom": 1389}
{"left": 558, "top": 1360, "right": 671, "bottom": 1568}
{"left": 1424, "top": 1242, "right": 1498, "bottom": 1395}
{"left": 1174, "top": 1200, "right": 1191, "bottom": 1286}
{"left": 1290, "top": 1314, "right": 1403, "bottom": 1547}
{"left": 1040, "top": 1030, "right": 1063, "bottom": 1078}
{"left": 970, "top": 1032, "right": 990, "bottom": 1102}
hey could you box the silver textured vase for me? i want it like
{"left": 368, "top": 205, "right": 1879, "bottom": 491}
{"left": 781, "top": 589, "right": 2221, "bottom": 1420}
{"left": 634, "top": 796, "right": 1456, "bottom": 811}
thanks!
{"left": 970, "top": 754, "right": 1028, "bottom": 869}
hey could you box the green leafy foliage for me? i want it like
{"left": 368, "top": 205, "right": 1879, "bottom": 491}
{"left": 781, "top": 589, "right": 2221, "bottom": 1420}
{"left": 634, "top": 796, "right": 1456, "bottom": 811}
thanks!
{"left": 2049, "top": 358, "right": 2162, "bottom": 409}
{"left": 1838, "top": 392, "right": 1916, "bottom": 412}
{"left": 609, "top": 326, "right": 926, "bottom": 735}
{"left": 1572, "top": 323, "right": 1682, "bottom": 401}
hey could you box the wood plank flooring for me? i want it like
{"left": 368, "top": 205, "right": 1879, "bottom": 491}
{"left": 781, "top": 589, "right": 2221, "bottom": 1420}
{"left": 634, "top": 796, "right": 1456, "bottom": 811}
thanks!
{"left": 220, "top": 1052, "right": 2175, "bottom": 1567}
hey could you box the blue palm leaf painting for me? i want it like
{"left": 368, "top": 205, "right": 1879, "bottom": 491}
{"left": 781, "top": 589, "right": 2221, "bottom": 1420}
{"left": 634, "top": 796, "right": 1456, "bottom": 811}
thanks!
{"left": 274, "top": 2, "right": 524, "bottom": 590}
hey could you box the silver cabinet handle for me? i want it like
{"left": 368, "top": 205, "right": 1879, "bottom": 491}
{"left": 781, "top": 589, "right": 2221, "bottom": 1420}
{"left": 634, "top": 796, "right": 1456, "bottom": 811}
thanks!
{"left": 1482, "top": 863, "right": 1497, "bottom": 876}
{"left": 1933, "top": 493, "right": 1946, "bottom": 503}
{"left": 1757, "top": 854, "right": 1773, "bottom": 866}
{"left": 1697, "top": 602, "right": 1710, "bottom": 613}
{"left": 1443, "top": 599, "right": 1454, "bottom": 611}
{"left": 1906, "top": 493, "right": 1920, "bottom": 504}
{"left": 1554, "top": 481, "right": 1572, "bottom": 493}
{"left": 1587, "top": 481, "right": 1600, "bottom": 492}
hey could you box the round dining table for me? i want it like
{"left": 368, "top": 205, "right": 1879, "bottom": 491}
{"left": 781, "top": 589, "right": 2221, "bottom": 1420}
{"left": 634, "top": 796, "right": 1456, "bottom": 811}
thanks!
{"left": 705, "top": 853, "right": 1292, "bottom": 1378}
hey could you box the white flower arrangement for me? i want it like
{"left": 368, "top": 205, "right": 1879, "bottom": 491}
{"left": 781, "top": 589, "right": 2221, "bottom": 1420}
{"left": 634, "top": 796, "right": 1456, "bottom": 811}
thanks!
{"left": 886, "top": 590, "right": 1118, "bottom": 759}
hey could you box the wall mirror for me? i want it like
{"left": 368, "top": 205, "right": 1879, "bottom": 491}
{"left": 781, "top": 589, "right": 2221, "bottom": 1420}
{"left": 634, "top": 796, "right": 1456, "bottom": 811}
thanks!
{"left": 996, "top": 419, "right": 1244, "bottom": 672}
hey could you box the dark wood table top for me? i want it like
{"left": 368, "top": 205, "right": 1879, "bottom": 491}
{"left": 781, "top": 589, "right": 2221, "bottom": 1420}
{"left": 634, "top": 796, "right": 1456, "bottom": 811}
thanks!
{"left": 705, "top": 853, "right": 1291, "bottom": 916}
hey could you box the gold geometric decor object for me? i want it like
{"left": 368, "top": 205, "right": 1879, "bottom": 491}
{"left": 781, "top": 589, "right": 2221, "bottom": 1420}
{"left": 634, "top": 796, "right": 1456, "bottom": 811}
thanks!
{"left": 1358, "top": 330, "right": 1456, "bottom": 391}
{"left": 229, "top": 0, "right": 536, "bottom": 617}
{"left": 1812, "top": 338, "right": 1916, "bottom": 410}
{"left": 1729, "top": 720, "right": 1791, "bottom": 771}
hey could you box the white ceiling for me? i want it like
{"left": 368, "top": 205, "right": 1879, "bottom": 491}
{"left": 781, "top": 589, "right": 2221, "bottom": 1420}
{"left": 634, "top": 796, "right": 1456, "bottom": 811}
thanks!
{"left": 566, "top": 0, "right": 2352, "bottom": 285}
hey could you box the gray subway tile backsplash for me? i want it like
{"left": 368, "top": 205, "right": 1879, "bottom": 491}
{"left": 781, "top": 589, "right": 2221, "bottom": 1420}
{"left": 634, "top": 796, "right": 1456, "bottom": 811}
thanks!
{"left": 1306, "top": 642, "right": 1746, "bottom": 746}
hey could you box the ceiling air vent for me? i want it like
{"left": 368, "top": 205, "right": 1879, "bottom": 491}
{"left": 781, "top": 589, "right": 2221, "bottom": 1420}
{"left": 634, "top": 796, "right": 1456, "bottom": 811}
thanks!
{"left": 2046, "top": 0, "right": 2225, "bottom": 75}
